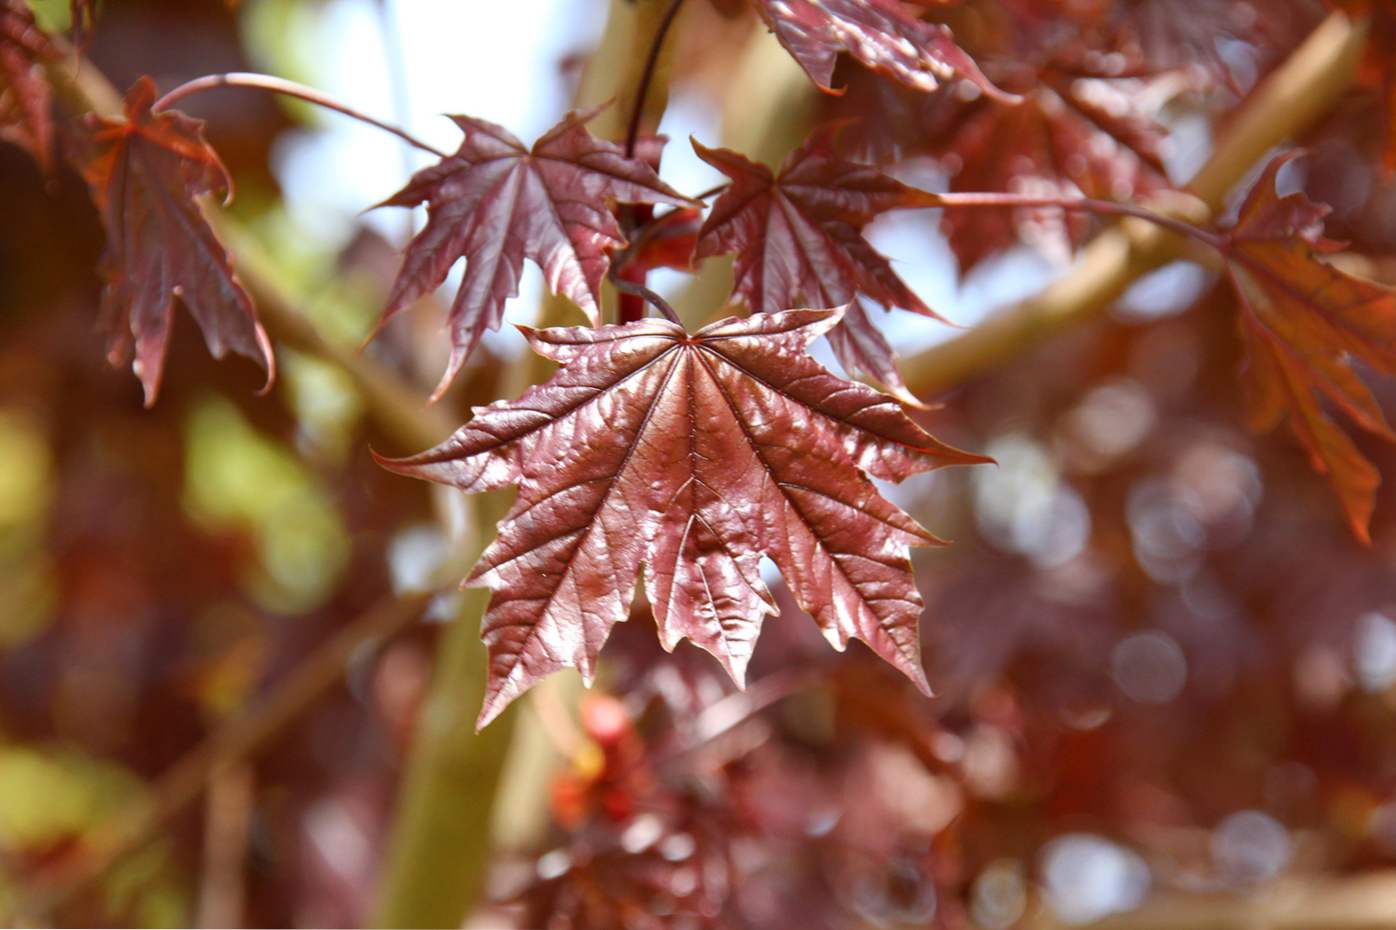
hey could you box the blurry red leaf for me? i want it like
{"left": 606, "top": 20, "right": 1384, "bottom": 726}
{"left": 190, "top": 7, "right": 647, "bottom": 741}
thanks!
{"left": 1018, "top": 0, "right": 1304, "bottom": 81}
{"left": 1328, "top": 0, "right": 1396, "bottom": 173}
{"left": 750, "top": 0, "right": 1015, "bottom": 101}
{"left": 378, "top": 308, "right": 986, "bottom": 727}
{"left": 1225, "top": 152, "right": 1396, "bottom": 543}
{"left": 0, "top": 0, "right": 56, "bottom": 170}
{"left": 377, "top": 107, "right": 693, "bottom": 401}
{"left": 616, "top": 206, "right": 703, "bottom": 276}
{"left": 693, "top": 135, "right": 946, "bottom": 403}
{"left": 79, "top": 77, "right": 273, "bottom": 406}
{"left": 936, "top": 69, "right": 1172, "bottom": 272}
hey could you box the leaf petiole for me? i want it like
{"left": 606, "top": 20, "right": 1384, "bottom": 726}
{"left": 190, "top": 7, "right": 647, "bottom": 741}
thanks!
{"left": 609, "top": 269, "right": 684, "bottom": 325}
{"left": 623, "top": 0, "right": 687, "bottom": 158}
{"left": 929, "top": 191, "right": 1226, "bottom": 251}
{"left": 153, "top": 71, "right": 448, "bottom": 158}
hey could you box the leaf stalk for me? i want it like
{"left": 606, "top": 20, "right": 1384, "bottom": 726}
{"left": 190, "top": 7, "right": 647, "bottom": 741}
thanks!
{"left": 623, "top": 0, "right": 686, "bottom": 158}
{"left": 610, "top": 270, "right": 684, "bottom": 325}
{"left": 929, "top": 191, "right": 1227, "bottom": 251}
{"left": 154, "top": 71, "right": 448, "bottom": 159}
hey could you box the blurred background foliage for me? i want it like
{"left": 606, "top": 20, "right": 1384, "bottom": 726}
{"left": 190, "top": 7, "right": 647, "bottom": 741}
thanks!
{"left": 5, "top": 0, "right": 1396, "bottom": 928}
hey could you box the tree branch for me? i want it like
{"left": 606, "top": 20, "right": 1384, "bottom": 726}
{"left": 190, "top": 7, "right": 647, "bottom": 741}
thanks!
{"left": 1058, "top": 870, "right": 1396, "bottom": 930}
{"left": 903, "top": 11, "right": 1369, "bottom": 398}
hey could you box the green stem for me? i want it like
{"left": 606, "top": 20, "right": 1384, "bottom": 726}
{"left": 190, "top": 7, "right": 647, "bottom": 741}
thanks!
{"left": 370, "top": 502, "right": 515, "bottom": 929}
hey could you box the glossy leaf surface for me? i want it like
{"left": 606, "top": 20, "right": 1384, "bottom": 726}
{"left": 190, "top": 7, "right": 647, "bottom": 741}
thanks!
{"left": 750, "top": 0, "right": 1013, "bottom": 101}
{"left": 379, "top": 308, "right": 986, "bottom": 726}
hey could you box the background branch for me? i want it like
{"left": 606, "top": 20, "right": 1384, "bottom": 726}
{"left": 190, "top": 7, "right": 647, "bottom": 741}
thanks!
{"left": 21, "top": 591, "right": 432, "bottom": 923}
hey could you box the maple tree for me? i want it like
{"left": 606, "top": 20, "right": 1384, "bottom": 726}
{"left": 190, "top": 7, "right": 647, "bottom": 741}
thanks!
{"left": 8, "top": 1, "right": 1396, "bottom": 928}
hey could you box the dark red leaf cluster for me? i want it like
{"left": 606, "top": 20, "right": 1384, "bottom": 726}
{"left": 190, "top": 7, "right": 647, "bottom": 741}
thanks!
{"left": 693, "top": 135, "right": 947, "bottom": 401}
{"left": 933, "top": 65, "right": 1173, "bottom": 271}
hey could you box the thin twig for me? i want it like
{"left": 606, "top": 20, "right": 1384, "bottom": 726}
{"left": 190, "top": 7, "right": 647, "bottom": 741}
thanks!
{"left": 609, "top": 270, "right": 684, "bottom": 325}
{"left": 154, "top": 72, "right": 448, "bottom": 158}
{"left": 623, "top": 0, "right": 686, "bottom": 157}
{"left": 930, "top": 191, "right": 1226, "bottom": 251}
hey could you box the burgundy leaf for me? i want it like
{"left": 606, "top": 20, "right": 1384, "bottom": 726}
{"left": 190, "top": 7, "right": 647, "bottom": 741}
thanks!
{"left": 377, "top": 107, "right": 694, "bottom": 401}
{"left": 750, "top": 0, "right": 1015, "bottom": 101}
{"left": 693, "top": 135, "right": 944, "bottom": 403}
{"left": 1224, "top": 152, "right": 1396, "bottom": 543}
{"left": 79, "top": 77, "right": 273, "bottom": 406}
{"left": 378, "top": 308, "right": 987, "bottom": 727}
{"left": 0, "top": 0, "right": 56, "bottom": 171}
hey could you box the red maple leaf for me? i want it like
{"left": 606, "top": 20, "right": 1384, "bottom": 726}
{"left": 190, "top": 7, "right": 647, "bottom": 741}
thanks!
{"left": 377, "top": 108, "right": 693, "bottom": 401}
{"left": 1224, "top": 152, "right": 1396, "bottom": 543}
{"left": 749, "top": 0, "right": 1014, "bottom": 101}
{"left": 935, "top": 66, "right": 1172, "bottom": 272}
{"left": 693, "top": 135, "right": 945, "bottom": 403}
{"left": 79, "top": 77, "right": 273, "bottom": 406}
{"left": 377, "top": 308, "right": 987, "bottom": 726}
{"left": 0, "top": 0, "right": 56, "bottom": 171}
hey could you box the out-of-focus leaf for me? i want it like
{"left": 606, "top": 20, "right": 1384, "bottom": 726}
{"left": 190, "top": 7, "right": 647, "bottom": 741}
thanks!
{"left": 1327, "top": 0, "right": 1396, "bottom": 173}
{"left": 78, "top": 77, "right": 274, "bottom": 406}
{"left": 1225, "top": 152, "right": 1396, "bottom": 543}
{"left": 935, "top": 69, "right": 1172, "bottom": 271}
{"left": 184, "top": 397, "right": 348, "bottom": 612}
{"left": 0, "top": 0, "right": 56, "bottom": 171}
